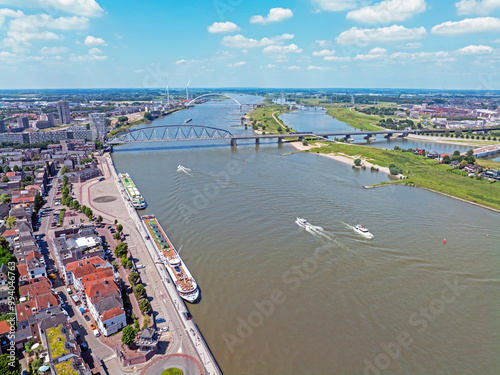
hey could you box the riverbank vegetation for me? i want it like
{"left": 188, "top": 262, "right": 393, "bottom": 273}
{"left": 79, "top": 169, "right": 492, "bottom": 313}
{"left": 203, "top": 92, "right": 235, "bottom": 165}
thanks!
{"left": 325, "top": 107, "right": 385, "bottom": 131}
{"left": 248, "top": 104, "right": 293, "bottom": 134}
{"left": 308, "top": 142, "right": 500, "bottom": 211}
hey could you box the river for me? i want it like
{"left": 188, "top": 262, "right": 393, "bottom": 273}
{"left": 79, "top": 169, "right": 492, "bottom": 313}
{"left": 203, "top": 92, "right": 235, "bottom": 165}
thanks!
{"left": 112, "top": 95, "right": 500, "bottom": 375}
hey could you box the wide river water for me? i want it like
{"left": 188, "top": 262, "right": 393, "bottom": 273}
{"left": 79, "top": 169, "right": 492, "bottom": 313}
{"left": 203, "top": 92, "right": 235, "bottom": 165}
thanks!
{"left": 112, "top": 96, "right": 500, "bottom": 375}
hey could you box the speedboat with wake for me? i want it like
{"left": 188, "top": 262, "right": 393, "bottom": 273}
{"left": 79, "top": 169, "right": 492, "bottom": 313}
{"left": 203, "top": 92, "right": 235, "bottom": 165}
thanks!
{"left": 353, "top": 224, "right": 374, "bottom": 239}
{"left": 177, "top": 165, "right": 191, "bottom": 173}
{"left": 295, "top": 217, "right": 311, "bottom": 229}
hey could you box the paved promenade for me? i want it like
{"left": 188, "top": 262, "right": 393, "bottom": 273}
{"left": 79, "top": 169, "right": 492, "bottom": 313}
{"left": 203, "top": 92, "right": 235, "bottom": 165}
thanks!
{"left": 75, "top": 153, "right": 221, "bottom": 375}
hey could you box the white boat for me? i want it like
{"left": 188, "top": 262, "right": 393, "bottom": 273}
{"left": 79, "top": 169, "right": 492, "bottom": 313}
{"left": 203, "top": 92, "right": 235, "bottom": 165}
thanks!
{"left": 353, "top": 224, "right": 374, "bottom": 239}
{"left": 295, "top": 217, "right": 310, "bottom": 229}
{"left": 177, "top": 165, "right": 191, "bottom": 173}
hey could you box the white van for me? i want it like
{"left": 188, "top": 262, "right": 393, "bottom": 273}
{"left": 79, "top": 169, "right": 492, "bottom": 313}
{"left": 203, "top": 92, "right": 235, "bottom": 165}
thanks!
{"left": 93, "top": 329, "right": 100, "bottom": 337}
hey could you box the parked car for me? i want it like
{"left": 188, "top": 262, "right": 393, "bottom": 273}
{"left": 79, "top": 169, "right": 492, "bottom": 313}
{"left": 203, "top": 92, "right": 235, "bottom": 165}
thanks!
{"left": 74, "top": 330, "right": 80, "bottom": 338}
{"left": 80, "top": 343, "right": 88, "bottom": 351}
{"left": 90, "top": 323, "right": 96, "bottom": 330}
{"left": 136, "top": 264, "right": 145, "bottom": 269}
{"left": 156, "top": 318, "right": 166, "bottom": 323}
{"left": 84, "top": 315, "right": 90, "bottom": 322}
{"left": 66, "top": 287, "right": 72, "bottom": 294}
{"left": 183, "top": 311, "right": 192, "bottom": 320}
{"left": 93, "top": 329, "right": 100, "bottom": 337}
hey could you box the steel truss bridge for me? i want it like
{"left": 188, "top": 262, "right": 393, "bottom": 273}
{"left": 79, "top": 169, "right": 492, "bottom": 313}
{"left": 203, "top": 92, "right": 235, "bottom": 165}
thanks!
{"left": 108, "top": 125, "right": 233, "bottom": 144}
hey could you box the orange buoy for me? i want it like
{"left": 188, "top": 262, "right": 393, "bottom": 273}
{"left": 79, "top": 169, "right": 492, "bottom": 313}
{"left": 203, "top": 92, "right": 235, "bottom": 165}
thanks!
{"left": 486, "top": 234, "right": 489, "bottom": 237}
{"left": 443, "top": 239, "right": 447, "bottom": 244}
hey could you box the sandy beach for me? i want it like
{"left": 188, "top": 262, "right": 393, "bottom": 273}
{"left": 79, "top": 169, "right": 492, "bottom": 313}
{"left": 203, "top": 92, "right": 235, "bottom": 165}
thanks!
{"left": 288, "top": 141, "right": 399, "bottom": 177}
{"left": 406, "top": 134, "right": 499, "bottom": 148}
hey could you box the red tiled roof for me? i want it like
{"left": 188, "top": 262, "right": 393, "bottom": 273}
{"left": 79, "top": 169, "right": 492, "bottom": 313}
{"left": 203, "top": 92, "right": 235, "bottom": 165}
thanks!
{"left": 101, "top": 307, "right": 124, "bottom": 322}
{"left": 16, "top": 300, "right": 37, "bottom": 322}
{"left": 85, "top": 279, "right": 118, "bottom": 299}
{"left": 20, "top": 277, "right": 52, "bottom": 297}
{"left": 66, "top": 256, "right": 106, "bottom": 273}
{"left": 6, "top": 172, "right": 15, "bottom": 177}
{"left": 12, "top": 196, "right": 35, "bottom": 204}
{"left": 26, "top": 250, "right": 42, "bottom": 261}
{"left": 26, "top": 185, "right": 41, "bottom": 191}
{"left": 2, "top": 229, "right": 18, "bottom": 237}
{"left": 0, "top": 320, "right": 10, "bottom": 335}
{"left": 35, "top": 292, "right": 59, "bottom": 310}
{"left": 80, "top": 268, "right": 114, "bottom": 287}
{"left": 17, "top": 264, "right": 28, "bottom": 280}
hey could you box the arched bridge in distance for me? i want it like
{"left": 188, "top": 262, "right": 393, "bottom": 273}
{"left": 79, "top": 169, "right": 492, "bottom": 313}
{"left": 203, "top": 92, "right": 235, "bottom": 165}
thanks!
{"left": 185, "top": 93, "right": 257, "bottom": 109}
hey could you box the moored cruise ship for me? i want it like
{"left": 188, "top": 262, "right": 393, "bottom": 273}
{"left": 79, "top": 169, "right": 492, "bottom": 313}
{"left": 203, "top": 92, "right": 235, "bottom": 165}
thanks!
{"left": 142, "top": 215, "right": 199, "bottom": 303}
{"left": 118, "top": 173, "right": 146, "bottom": 209}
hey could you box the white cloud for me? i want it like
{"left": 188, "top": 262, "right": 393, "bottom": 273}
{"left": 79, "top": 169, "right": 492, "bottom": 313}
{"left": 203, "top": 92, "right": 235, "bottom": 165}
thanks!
{"left": 324, "top": 56, "right": 351, "bottom": 61}
{"left": 262, "top": 44, "right": 303, "bottom": 54}
{"left": 311, "top": 0, "right": 358, "bottom": 12}
{"left": 134, "top": 69, "right": 145, "bottom": 73}
{"left": 455, "top": 0, "right": 500, "bottom": 15}
{"left": 266, "top": 64, "right": 277, "bottom": 68}
{"left": 307, "top": 65, "right": 332, "bottom": 70}
{"left": 40, "top": 46, "right": 68, "bottom": 55}
{"left": 207, "top": 21, "right": 240, "bottom": 33}
{"left": 404, "top": 42, "right": 422, "bottom": 48}
{"left": 354, "top": 53, "right": 385, "bottom": 60}
{"left": 84, "top": 35, "right": 107, "bottom": 46}
{"left": 0, "top": 8, "right": 24, "bottom": 17}
{"left": 312, "top": 49, "right": 336, "bottom": 56}
{"left": 69, "top": 53, "right": 107, "bottom": 62}
{"left": 227, "top": 61, "right": 246, "bottom": 67}
{"left": 431, "top": 17, "right": 500, "bottom": 36}
{"left": 337, "top": 25, "right": 427, "bottom": 44}
{"left": 250, "top": 8, "right": 293, "bottom": 24}
{"left": 0, "top": 51, "right": 15, "bottom": 59}
{"left": 88, "top": 47, "right": 102, "bottom": 54}
{"left": 390, "top": 51, "right": 455, "bottom": 63}
{"left": 287, "top": 65, "right": 300, "bottom": 70}
{"left": 346, "top": 0, "right": 426, "bottom": 24}
{"left": 221, "top": 33, "right": 294, "bottom": 48}
{"left": 0, "top": 0, "right": 104, "bottom": 17}
{"left": 314, "top": 40, "right": 331, "bottom": 47}
{"left": 369, "top": 47, "right": 387, "bottom": 54}
{"left": 455, "top": 44, "right": 494, "bottom": 54}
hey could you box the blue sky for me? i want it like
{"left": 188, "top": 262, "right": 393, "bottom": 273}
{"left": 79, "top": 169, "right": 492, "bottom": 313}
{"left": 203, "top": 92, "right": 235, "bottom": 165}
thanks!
{"left": 2, "top": 0, "right": 500, "bottom": 89}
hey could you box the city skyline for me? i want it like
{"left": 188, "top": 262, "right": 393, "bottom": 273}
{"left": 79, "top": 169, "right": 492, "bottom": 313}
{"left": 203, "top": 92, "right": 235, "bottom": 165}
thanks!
{"left": 1, "top": 0, "right": 500, "bottom": 89}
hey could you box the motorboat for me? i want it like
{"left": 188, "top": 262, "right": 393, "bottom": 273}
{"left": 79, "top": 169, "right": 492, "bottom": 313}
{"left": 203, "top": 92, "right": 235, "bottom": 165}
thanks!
{"left": 353, "top": 224, "right": 374, "bottom": 239}
{"left": 295, "top": 217, "right": 310, "bottom": 229}
{"left": 177, "top": 165, "right": 191, "bottom": 173}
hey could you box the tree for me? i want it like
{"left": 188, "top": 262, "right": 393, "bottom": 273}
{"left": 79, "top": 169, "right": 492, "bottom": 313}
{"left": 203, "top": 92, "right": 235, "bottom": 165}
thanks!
{"left": 0, "top": 353, "right": 20, "bottom": 375}
{"left": 60, "top": 165, "right": 70, "bottom": 175}
{"left": 1, "top": 176, "right": 8, "bottom": 183}
{"left": 113, "top": 232, "right": 121, "bottom": 240}
{"left": 95, "top": 140, "right": 103, "bottom": 149}
{"left": 443, "top": 155, "right": 451, "bottom": 164}
{"left": 453, "top": 150, "right": 460, "bottom": 156}
{"left": 459, "top": 160, "right": 468, "bottom": 168}
{"left": 129, "top": 271, "right": 139, "bottom": 286}
{"left": 455, "top": 128, "right": 462, "bottom": 137}
{"left": 3, "top": 165, "right": 10, "bottom": 173}
{"left": 142, "top": 315, "right": 151, "bottom": 330}
{"left": 114, "top": 219, "right": 118, "bottom": 225}
{"left": 144, "top": 112, "right": 152, "bottom": 121}
{"left": 5, "top": 216, "right": 16, "bottom": 229}
{"left": 63, "top": 175, "right": 69, "bottom": 185}
{"left": 96, "top": 215, "right": 103, "bottom": 223}
{"left": 121, "top": 255, "right": 128, "bottom": 267}
{"left": 354, "top": 158, "right": 362, "bottom": 167}
{"left": 115, "top": 241, "right": 128, "bottom": 258}
{"left": 116, "top": 224, "right": 123, "bottom": 233}
{"left": 121, "top": 325, "right": 136, "bottom": 345}
{"left": 126, "top": 260, "right": 133, "bottom": 269}
{"left": 45, "top": 161, "right": 51, "bottom": 176}
{"left": 72, "top": 200, "right": 81, "bottom": 210}
{"left": 34, "top": 193, "right": 44, "bottom": 212}
{"left": 0, "top": 193, "right": 11, "bottom": 205}
{"left": 139, "top": 299, "right": 151, "bottom": 314}
{"left": 135, "top": 284, "right": 146, "bottom": 297}
{"left": 117, "top": 116, "right": 128, "bottom": 123}
{"left": 12, "top": 165, "right": 19, "bottom": 172}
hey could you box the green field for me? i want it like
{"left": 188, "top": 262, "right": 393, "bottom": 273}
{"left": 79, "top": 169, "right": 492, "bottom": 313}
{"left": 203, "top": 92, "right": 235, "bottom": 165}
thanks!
{"left": 248, "top": 105, "right": 293, "bottom": 134}
{"left": 308, "top": 142, "right": 500, "bottom": 211}
{"left": 325, "top": 107, "right": 385, "bottom": 131}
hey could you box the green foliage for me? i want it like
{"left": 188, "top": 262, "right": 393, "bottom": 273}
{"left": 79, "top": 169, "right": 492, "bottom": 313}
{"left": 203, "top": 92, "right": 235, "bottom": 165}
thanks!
{"left": 134, "top": 284, "right": 146, "bottom": 297}
{"left": 34, "top": 193, "right": 44, "bottom": 212}
{"left": 121, "top": 325, "right": 136, "bottom": 345}
{"left": 142, "top": 315, "right": 151, "bottom": 330}
{"left": 0, "top": 193, "right": 11, "bottom": 205}
{"left": 354, "top": 158, "right": 362, "bottom": 167}
{"left": 116, "top": 224, "right": 123, "bottom": 233}
{"left": 161, "top": 368, "right": 183, "bottom": 375}
{"left": 1, "top": 176, "right": 8, "bottom": 183}
{"left": 96, "top": 215, "right": 103, "bottom": 223}
{"left": 117, "top": 116, "right": 128, "bottom": 123}
{"left": 113, "top": 232, "right": 121, "bottom": 240}
{"left": 144, "top": 112, "right": 152, "bottom": 121}
{"left": 134, "top": 320, "right": 140, "bottom": 330}
{"left": 126, "top": 260, "right": 133, "bottom": 269}
{"left": 12, "top": 165, "right": 19, "bottom": 172}
{"left": 128, "top": 271, "right": 139, "bottom": 286}
{"left": 3, "top": 165, "right": 10, "bottom": 173}
{"left": 139, "top": 299, "right": 151, "bottom": 314}
{"left": 95, "top": 139, "right": 103, "bottom": 149}
{"left": 58, "top": 209, "right": 66, "bottom": 226}
{"left": 115, "top": 241, "right": 128, "bottom": 258}
{"left": 5, "top": 216, "right": 16, "bottom": 229}
{"left": 0, "top": 353, "right": 20, "bottom": 375}
{"left": 121, "top": 255, "right": 128, "bottom": 267}
{"left": 60, "top": 165, "right": 70, "bottom": 175}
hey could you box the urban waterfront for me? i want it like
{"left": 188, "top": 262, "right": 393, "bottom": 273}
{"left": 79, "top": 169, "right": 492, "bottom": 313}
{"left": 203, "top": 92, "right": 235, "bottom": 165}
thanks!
{"left": 112, "top": 96, "right": 500, "bottom": 375}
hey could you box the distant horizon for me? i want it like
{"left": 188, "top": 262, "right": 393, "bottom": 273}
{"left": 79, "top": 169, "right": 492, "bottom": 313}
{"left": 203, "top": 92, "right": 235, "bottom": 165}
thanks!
{"left": 2, "top": 1, "right": 500, "bottom": 90}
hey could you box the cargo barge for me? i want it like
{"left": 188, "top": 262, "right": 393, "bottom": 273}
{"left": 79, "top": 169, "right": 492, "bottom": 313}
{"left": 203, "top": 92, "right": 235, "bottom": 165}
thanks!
{"left": 119, "top": 173, "right": 146, "bottom": 209}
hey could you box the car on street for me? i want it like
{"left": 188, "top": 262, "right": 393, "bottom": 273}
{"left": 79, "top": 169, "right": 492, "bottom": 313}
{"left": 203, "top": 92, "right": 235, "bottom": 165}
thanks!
{"left": 93, "top": 329, "right": 100, "bottom": 337}
{"left": 107, "top": 226, "right": 111, "bottom": 229}
{"left": 136, "top": 264, "right": 145, "bottom": 269}
{"left": 66, "top": 287, "right": 72, "bottom": 294}
{"left": 156, "top": 318, "right": 166, "bottom": 323}
{"left": 80, "top": 343, "right": 88, "bottom": 351}
{"left": 183, "top": 311, "right": 192, "bottom": 320}
{"left": 84, "top": 315, "right": 90, "bottom": 322}
{"left": 90, "top": 323, "right": 96, "bottom": 330}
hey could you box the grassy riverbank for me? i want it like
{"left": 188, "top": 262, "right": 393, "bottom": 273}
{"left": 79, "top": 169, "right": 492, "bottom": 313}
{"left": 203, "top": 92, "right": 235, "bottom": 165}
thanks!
{"left": 308, "top": 142, "right": 500, "bottom": 211}
{"left": 325, "top": 107, "right": 385, "bottom": 131}
{"left": 248, "top": 104, "right": 293, "bottom": 133}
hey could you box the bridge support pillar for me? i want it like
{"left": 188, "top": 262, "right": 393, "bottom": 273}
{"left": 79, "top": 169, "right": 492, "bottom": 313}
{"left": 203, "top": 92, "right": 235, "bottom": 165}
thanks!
{"left": 344, "top": 136, "right": 354, "bottom": 143}
{"left": 278, "top": 137, "right": 283, "bottom": 144}
{"left": 298, "top": 136, "right": 304, "bottom": 142}
{"left": 231, "top": 138, "right": 237, "bottom": 147}
{"left": 255, "top": 138, "right": 260, "bottom": 145}
{"left": 364, "top": 135, "right": 376, "bottom": 143}
{"left": 384, "top": 133, "right": 393, "bottom": 139}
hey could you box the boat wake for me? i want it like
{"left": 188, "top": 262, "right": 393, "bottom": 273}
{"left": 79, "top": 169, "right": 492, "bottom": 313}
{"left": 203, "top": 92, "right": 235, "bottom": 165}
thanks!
{"left": 177, "top": 165, "right": 191, "bottom": 174}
